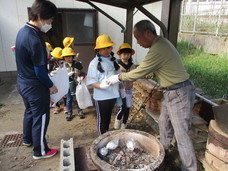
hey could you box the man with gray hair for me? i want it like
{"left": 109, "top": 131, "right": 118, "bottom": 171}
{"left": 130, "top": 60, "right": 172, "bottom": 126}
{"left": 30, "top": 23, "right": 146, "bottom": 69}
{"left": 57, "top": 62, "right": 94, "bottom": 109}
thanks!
{"left": 107, "top": 20, "right": 197, "bottom": 171}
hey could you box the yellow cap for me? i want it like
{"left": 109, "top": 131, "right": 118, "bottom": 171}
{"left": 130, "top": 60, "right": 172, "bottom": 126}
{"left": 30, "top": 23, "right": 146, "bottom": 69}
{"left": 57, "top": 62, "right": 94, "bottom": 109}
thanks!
{"left": 62, "top": 47, "right": 76, "bottom": 57}
{"left": 45, "top": 42, "right": 53, "bottom": 52}
{"left": 50, "top": 47, "right": 63, "bottom": 59}
{"left": 63, "top": 37, "right": 74, "bottom": 48}
{"left": 116, "top": 43, "right": 135, "bottom": 55}
{"left": 94, "top": 34, "right": 115, "bottom": 50}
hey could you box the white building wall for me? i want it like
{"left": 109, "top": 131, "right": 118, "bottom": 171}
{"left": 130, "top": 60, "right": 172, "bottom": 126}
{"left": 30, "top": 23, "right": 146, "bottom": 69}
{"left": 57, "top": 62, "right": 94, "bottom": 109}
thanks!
{"left": 133, "top": 2, "right": 162, "bottom": 64}
{"left": 0, "top": 0, "right": 162, "bottom": 72}
{"left": 95, "top": 3, "right": 126, "bottom": 56}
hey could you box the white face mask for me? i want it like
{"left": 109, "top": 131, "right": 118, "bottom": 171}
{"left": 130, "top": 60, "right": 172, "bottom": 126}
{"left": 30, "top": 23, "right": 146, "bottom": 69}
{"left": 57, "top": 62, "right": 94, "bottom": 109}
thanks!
{"left": 40, "top": 21, "right": 52, "bottom": 33}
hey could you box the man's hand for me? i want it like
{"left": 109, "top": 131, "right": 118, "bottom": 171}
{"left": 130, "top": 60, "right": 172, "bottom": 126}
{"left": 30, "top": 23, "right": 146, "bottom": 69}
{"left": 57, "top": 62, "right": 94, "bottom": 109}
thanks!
{"left": 100, "top": 80, "right": 110, "bottom": 89}
{"left": 50, "top": 85, "right": 58, "bottom": 94}
{"left": 106, "top": 74, "right": 120, "bottom": 85}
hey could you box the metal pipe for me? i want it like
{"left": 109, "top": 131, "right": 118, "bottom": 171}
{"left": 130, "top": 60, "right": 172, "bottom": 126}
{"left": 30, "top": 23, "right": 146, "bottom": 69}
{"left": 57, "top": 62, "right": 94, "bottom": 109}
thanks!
{"left": 84, "top": 0, "right": 126, "bottom": 33}
{"left": 179, "top": 0, "right": 185, "bottom": 33}
{"left": 195, "top": 93, "right": 219, "bottom": 106}
{"left": 215, "top": 0, "right": 223, "bottom": 36}
{"left": 193, "top": 0, "right": 199, "bottom": 34}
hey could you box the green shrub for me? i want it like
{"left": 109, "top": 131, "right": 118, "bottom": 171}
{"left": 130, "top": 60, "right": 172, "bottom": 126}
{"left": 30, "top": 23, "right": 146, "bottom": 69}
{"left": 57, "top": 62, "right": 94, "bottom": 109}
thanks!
{"left": 177, "top": 41, "right": 228, "bottom": 99}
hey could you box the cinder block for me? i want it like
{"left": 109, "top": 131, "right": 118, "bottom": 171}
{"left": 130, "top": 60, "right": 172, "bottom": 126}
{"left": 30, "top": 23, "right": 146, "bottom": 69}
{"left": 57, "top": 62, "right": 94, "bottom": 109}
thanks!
{"left": 60, "top": 138, "right": 75, "bottom": 171}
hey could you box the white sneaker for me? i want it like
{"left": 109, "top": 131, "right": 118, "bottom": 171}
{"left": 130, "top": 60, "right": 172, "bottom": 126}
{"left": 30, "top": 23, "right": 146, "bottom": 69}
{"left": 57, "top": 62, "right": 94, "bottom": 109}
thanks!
{"left": 121, "top": 123, "right": 127, "bottom": 129}
{"left": 114, "top": 118, "right": 121, "bottom": 129}
{"left": 22, "top": 142, "right": 32, "bottom": 147}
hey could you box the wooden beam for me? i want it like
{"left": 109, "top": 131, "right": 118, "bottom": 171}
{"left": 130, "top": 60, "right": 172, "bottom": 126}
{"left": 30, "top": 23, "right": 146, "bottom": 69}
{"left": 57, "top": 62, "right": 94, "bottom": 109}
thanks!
{"left": 130, "top": 0, "right": 168, "bottom": 38}
{"left": 124, "top": 7, "right": 134, "bottom": 45}
{"left": 168, "top": 0, "right": 182, "bottom": 46}
{"left": 161, "top": 0, "right": 182, "bottom": 46}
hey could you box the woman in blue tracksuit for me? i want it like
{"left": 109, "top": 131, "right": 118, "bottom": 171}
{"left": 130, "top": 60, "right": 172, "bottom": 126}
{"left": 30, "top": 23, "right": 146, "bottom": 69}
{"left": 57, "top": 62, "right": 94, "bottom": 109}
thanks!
{"left": 15, "top": 0, "right": 58, "bottom": 160}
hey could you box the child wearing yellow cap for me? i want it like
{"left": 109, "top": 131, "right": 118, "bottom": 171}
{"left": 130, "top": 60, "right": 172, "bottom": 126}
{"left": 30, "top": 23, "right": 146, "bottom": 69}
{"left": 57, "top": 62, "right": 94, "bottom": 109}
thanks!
{"left": 49, "top": 47, "right": 66, "bottom": 114}
{"left": 45, "top": 42, "right": 53, "bottom": 61}
{"left": 114, "top": 43, "right": 135, "bottom": 130}
{"left": 62, "top": 47, "right": 86, "bottom": 121}
{"left": 63, "top": 37, "right": 74, "bottom": 48}
{"left": 86, "top": 34, "right": 121, "bottom": 135}
{"left": 49, "top": 47, "right": 63, "bottom": 74}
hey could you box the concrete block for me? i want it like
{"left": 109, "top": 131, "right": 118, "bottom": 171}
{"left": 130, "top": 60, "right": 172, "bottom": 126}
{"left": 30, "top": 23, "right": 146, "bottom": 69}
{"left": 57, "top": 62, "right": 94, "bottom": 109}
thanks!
{"left": 60, "top": 138, "right": 75, "bottom": 171}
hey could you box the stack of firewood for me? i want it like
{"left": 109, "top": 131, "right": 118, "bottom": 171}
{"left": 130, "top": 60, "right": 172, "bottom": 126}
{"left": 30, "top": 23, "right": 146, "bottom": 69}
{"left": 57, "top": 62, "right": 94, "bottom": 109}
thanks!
{"left": 146, "top": 89, "right": 163, "bottom": 112}
{"left": 132, "top": 79, "right": 163, "bottom": 114}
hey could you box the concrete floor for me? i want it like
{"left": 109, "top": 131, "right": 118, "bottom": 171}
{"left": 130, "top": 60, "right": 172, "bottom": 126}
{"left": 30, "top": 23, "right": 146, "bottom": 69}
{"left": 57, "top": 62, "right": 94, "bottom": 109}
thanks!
{"left": 0, "top": 81, "right": 99, "bottom": 171}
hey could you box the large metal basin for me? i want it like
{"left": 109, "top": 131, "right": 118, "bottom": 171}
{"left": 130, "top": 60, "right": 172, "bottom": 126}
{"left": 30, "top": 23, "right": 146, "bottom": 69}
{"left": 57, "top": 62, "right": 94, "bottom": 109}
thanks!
{"left": 90, "top": 129, "right": 165, "bottom": 171}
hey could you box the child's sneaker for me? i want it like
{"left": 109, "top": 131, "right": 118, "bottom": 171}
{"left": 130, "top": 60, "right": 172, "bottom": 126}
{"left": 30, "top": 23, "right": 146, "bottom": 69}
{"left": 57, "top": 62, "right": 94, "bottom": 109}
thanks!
{"left": 63, "top": 106, "right": 68, "bottom": 114}
{"left": 78, "top": 111, "right": 85, "bottom": 119}
{"left": 121, "top": 123, "right": 127, "bottom": 129}
{"left": 114, "top": 118, "right": 121, "bottom": 130}
{"left": 22, "top": 142, "right": 32, "bottom": 147}
{"left": 66, "top": 114, "right": 73, "bottom": 121}
{"left": 33, "top": 148, "right": 58, "bottom": 160}
{"left": 53, "top": 106, "right": 60, "bottom": 114}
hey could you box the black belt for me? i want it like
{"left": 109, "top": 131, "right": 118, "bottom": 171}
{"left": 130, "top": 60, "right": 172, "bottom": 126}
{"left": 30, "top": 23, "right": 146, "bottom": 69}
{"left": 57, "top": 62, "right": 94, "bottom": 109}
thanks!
{"left": 163, "top": 79, "right": 192, "bottom": 91}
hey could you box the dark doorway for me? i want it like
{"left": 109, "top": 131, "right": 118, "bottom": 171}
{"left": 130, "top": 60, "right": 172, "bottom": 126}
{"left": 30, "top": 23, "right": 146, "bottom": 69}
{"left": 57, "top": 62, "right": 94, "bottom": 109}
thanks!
{"left": 43, "top": 9, "right": 98, "bottom": 72}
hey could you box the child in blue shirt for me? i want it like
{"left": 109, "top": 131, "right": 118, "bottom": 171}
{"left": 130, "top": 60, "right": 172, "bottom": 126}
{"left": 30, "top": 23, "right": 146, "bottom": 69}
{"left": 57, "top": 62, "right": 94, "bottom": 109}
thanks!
{"left": 87, "top": 34, "right": 120, "bottom": 135}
